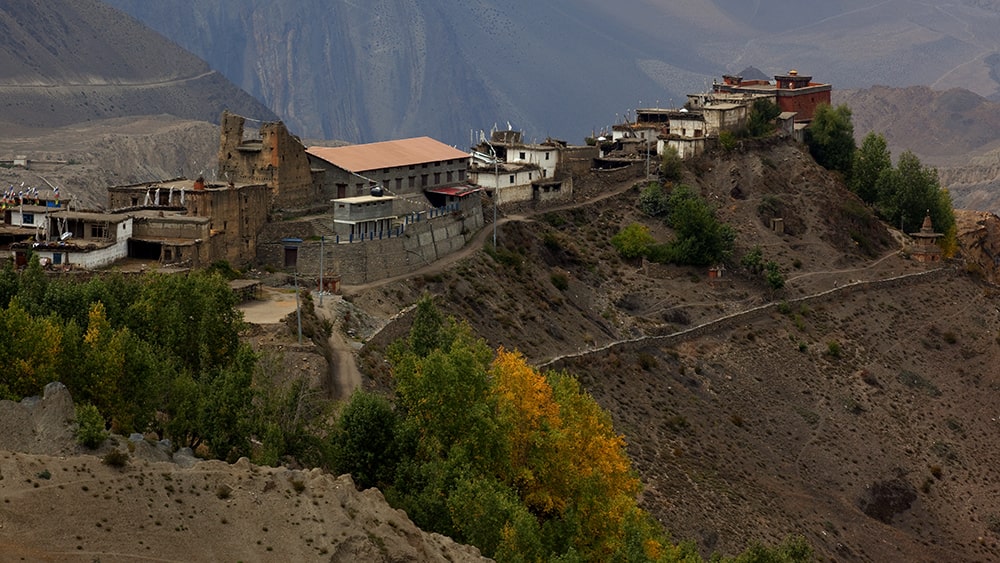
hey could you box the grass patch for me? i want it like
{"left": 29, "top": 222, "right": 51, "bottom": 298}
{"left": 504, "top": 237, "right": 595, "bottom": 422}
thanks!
{"left": 898, "top": 370, "right": 941, "bottom": 396}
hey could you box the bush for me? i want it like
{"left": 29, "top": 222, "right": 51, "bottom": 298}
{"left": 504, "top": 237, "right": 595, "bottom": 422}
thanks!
{"left": 103, "top": 450, "right": 130, "bottom": 468}
{"left": 826, "top": 341, "right": 842, "bottom": 359}
{"left": 611, "top": 223, "right": 656, "bottom": 260}
{"left": 719, "top": 130, "right": 737, "bottom": 151}
{"left": 550, "top": 272, "right": 569, "bottom": 291}
{"left": 75, "top": 403, "right": 107, "bottom": 449}
{"left": 660, "top": 146, "right": 683, "bottom": 183}
{"left": 638, "top": 182, "right": 670, "bottom": 217}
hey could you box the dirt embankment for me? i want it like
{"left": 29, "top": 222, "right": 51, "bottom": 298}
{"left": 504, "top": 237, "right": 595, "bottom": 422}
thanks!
{"left": 0, "top": 382, "right": 490, "bottom": 562}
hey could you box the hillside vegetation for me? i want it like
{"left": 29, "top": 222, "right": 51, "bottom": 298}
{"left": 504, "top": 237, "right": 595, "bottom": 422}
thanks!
{"left": 348, "top": 138, "right": 1000, "bottom": 561}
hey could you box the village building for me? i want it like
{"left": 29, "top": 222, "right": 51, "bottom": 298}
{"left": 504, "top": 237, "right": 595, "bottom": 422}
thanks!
{"left": 216, "top": 111, "right": 323, "bottom": 211}
{"left": 710, "top": 71, "right": 832, "bottom": 122}
{"left": 469, "top": 160, "right": 543, "bottom": 206}
{"left": 108, "top": 177, "right": 270, "bottom": 267}
{"left": 469, "top": 130, "right": 584, "bottom": 206}
{"left": 11, "top": 210, "right": 132, "bottom": 270}
{"left": 306, "top": 137, "right": 470, "bottom": 200}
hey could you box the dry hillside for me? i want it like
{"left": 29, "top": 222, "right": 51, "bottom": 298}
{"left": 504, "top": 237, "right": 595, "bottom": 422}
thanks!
{"left": 347, "top": 139, "right": 1000, "bottom": 561}
{"left": 0, "top": 0, "right": 275, "bottom": 130}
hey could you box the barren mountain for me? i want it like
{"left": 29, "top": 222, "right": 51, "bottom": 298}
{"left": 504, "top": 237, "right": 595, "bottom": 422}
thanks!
{"left": 105, "top": 0, "right": 1000, "bottom": 145}
{"left": 0, "top": 0, "right": 276, "bottom": 130}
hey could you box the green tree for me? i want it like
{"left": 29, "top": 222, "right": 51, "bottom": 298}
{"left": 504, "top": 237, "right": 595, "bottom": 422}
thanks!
{"left": 332, "top": 390, "right": 400, "bottom": 489}
{"left": 0, "top": 299, "right": 63, "bottom": 400}
{"left": 850, "top": 132, "right": 891, "bottom": 205}
{"left": 75, "top": 403, "right": 108, "bottom": 449}
{"left": 638, "top": 182, "right": 670, "bottom": 217}
{"left": 611, "top": 223, "right": 656, "bottom": 260}
{"left": 747, "top": 99, "right": 781, "bottom": 137}
{"left": 765, "top": 261, "right": 785, "bottom": 291}
{"left": 665, "top": 185, "right": 735, "bottom": 266}
{"left": 660, "top": 146, "right": 683, "bottom": 183}
{"left": 806, "top": 103, "right": 855, "bottom": 176}
{"left": 877, "top": 150, "right": 955, "bottom": 238}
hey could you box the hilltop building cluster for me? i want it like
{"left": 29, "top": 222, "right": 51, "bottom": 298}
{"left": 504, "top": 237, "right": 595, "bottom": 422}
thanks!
{"left": 0, "top": 69, "right": 935, "bottom": 286}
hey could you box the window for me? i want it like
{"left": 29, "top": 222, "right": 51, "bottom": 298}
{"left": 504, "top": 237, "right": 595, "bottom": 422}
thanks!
{"left": 53, "top": 253, "right": 62, "bottom": 265}
{"left": 408, "top": 176, "right": 416, "bottom": 188}
{"left": 529, "top": 172, "right": 533, "bottom": 180}
{"left": 131, "top": 197, "right": 138, "bottom": 206}
{"left": 446, "top": 171, "right": 453, "bottom": 183}
{"left": 519, "top": 152, "right": 526, "bottom": 160}
{"left": 434, "top": 172, "right": 441, "bottom": 184}
{"left": 90, "top": 224, "right": 108, "bottom": 239}
{"left": 545, "top": 152, "right": 550, "bottom": 160}
{"left": 509, "top": 175, "right": 515, "bottom": 184}
{"left": 421, "top": 174, "right": 429, "bottom": 187}
{"left": 22, "top": 213, "right": 33, "bottom": 225}
{"left": 459, "top": 170, "right": 466, "bottom": 181}
{"left": 395, "top": 178, "right": 402, "bottom": 190}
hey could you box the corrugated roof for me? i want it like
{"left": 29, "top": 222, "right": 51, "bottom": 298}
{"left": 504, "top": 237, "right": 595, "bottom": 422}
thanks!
{"left": 307, "top": 137, "right": 469, "bottom": 172}
{"left": 425, "top": 185, "right": 482, "bottom": 197}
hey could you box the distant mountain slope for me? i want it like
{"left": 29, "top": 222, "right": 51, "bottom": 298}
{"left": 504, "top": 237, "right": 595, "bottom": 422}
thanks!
{"left": 834, "top": 86, "right": 1000, "bottom": 213}
{"left": 0, "top": 0, "right": 277, "bottom": 128}
{"left": 105, "top": 0, "right": 1000, "bottom": 146}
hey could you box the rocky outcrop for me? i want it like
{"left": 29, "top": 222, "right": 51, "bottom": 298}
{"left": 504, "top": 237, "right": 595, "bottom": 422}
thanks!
{"left": 956, "top": 209, "right": 1000, "bottom": 284}
{"left": 0, "top": 382, "right": 76, "bottom": 456}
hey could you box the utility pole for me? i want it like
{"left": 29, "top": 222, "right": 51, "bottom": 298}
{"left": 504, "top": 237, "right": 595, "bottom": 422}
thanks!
{"left": 319, "top": 235, "right": 324, "bottom": 306}
{"left": 483, "top": 136, "right": 499, "bottom": 248}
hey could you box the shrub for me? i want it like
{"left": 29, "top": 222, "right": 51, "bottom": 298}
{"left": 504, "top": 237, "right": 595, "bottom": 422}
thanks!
{"left": 75, "top": 404, "right": 107, "bottom": 449}
{"left": 103, "top": 450, "right": 129, "bottom": 469}
{"left": 719, "top": 130, "right": 737, "bottom": 151}
{"left": 660, "top": 146, "right": 683, "bottom": 183}
{"left": 611, "top": 223, "right": 655, "bottom": 260}
{"left": 765, "top": 261, "right": 785, "bottom": 290}
{"left": 638, "top": 182, "right": 670, "bottom": 217}
{"left": 216, "top": 485, "right": 232, "bottom": 500}
{"left": 638, "top": 353, "right": 657, "bottom": 371}
{"left": 826, "top": 341, "right": 841, "bottom": 358}
{"left": 550, "top": 272, "right": 569, "bottom": 291}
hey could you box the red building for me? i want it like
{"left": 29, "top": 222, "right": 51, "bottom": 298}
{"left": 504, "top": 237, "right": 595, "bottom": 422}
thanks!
{"left": 713, "top": 70, "right": 832, "bottom": 121}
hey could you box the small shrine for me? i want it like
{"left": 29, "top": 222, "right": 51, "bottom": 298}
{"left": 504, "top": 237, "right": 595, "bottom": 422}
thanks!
{"left": 910, "top": 212, "right": 943, "bottom": 263}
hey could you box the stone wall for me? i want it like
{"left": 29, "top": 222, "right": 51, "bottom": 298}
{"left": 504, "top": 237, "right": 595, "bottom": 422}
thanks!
{"left": 541, "top": 266, "right": 956, "bottom": 371}
{"left": 217, "top": 111, "right": 321, "bottom": 210}
{"left": 258, "top": 200, "right": 484, "bottom": 285}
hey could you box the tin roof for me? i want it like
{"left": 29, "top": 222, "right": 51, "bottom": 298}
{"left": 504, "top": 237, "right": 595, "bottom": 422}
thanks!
{"left": 425, "top": 185, "right": 482, "bottom": 197}
{"left": 307, "top": 137, "right": 469, "bottom": 173}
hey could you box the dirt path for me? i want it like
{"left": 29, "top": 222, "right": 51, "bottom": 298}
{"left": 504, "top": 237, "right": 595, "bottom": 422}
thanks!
{"left": 314, "top": 296, "right": 363, "bottom": 399}
{"left": 238, "top": 288, "right": 362, "bottom": 400}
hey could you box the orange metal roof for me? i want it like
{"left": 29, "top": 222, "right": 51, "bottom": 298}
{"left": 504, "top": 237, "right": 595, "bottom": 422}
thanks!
{"left": 307, "top": 137, "right": 469, "bottom": 173}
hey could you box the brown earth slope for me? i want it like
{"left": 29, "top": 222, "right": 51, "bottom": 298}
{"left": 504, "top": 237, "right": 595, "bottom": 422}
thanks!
{"left": 349, "top": 139, "right": 1000, "bottom": 561}
{"left": 0, "top": 383, "right": 490, "bottom": 562}
{"left": 0, "top": 0, "right": 276, "bottom": 129}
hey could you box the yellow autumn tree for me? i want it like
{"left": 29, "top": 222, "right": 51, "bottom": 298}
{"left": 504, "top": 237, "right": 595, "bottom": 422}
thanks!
{"left": 491, "top": 347, "right": 562, "bottom": 513}
{"left": 490, "top": 349, "right": 645, "bottom": 559}
{"left": 0, "top": 299, "right": 63, "bottom": 399}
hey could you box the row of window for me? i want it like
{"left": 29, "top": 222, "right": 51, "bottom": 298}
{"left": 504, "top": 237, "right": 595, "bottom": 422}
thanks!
{"left": 515, "top": 151, "right": 551, "bottom": 161}
{"left": 383, "top": 158, "right": 465, "bottom": 174}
